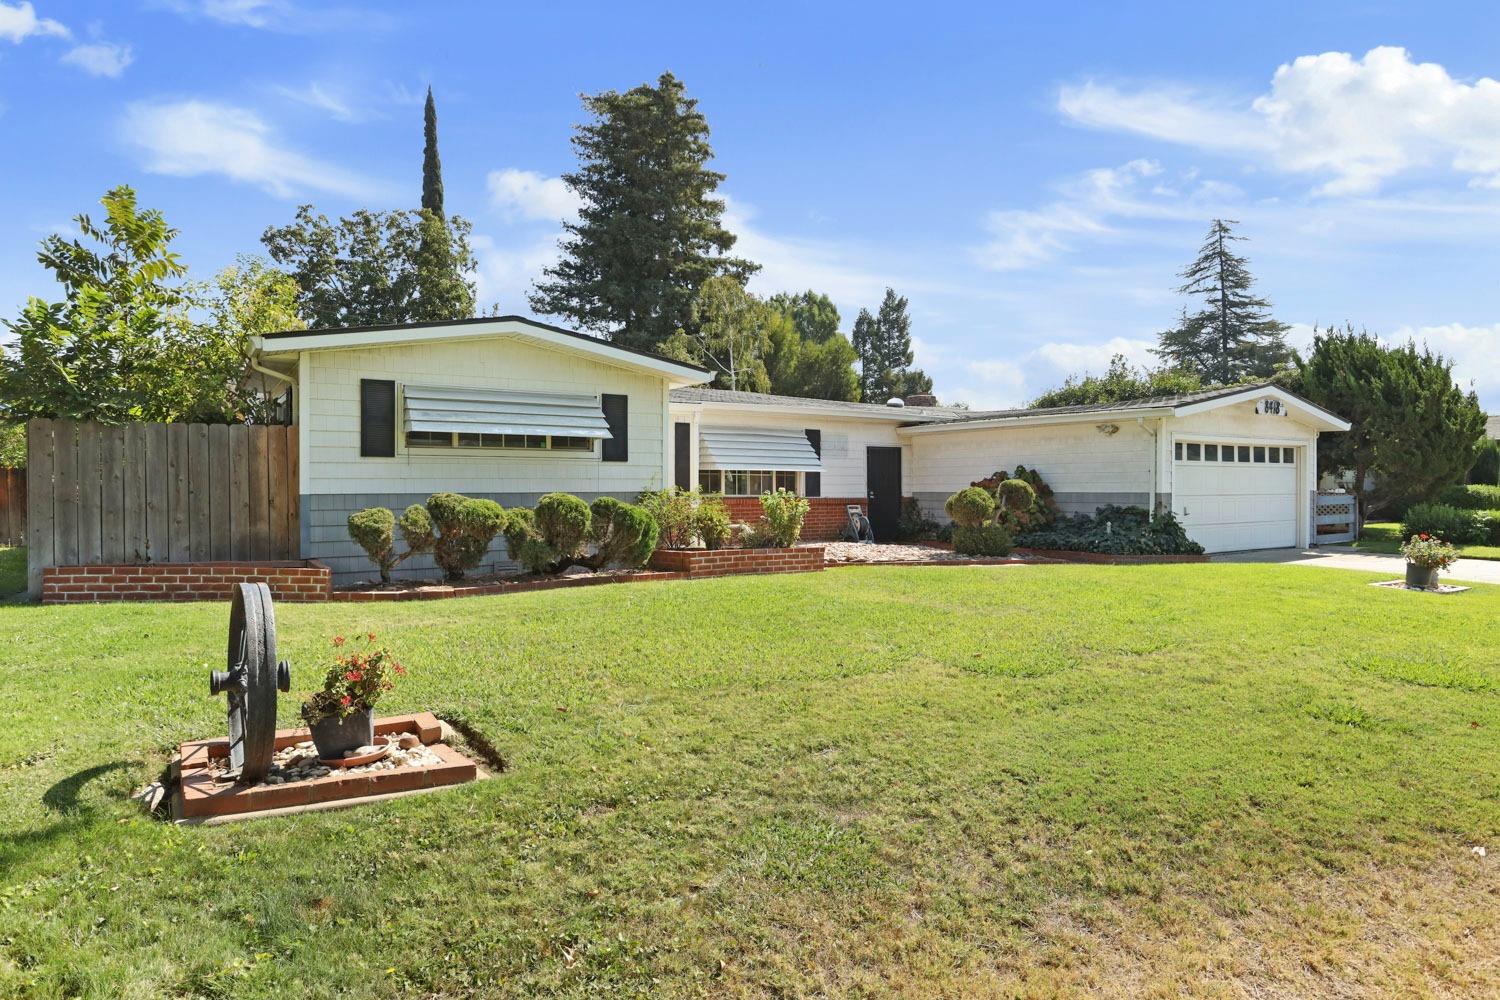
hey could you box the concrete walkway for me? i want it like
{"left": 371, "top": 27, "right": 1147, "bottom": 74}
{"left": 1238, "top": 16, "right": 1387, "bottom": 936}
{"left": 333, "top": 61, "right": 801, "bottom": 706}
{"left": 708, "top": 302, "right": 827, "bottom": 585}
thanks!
{"left": 1215, "top": 546, "right": 1500, "bottom": 585}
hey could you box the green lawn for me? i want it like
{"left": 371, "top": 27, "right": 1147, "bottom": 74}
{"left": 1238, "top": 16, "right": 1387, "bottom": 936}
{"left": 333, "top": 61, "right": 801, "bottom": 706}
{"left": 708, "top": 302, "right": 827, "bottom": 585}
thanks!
{"left": 1353, "top": 521, "right": 1500, "bottom": 561}
{"left": 2, "top": 565, "right": 1497, "bottom": 998}
{"left": 0, "top": 546, "right": 24, "bottom": 599}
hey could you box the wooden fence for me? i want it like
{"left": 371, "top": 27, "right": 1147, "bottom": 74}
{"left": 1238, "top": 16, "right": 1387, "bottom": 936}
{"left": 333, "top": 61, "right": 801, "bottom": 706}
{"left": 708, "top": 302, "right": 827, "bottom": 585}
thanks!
{"left": 1312, "top": 492, "right": 1358, "bottom": 545}
{"left": 26, "top": 420, "right": 299, "bottom": 595}
{"left": 0, "top": 468, "right": 24, "bottom": 547}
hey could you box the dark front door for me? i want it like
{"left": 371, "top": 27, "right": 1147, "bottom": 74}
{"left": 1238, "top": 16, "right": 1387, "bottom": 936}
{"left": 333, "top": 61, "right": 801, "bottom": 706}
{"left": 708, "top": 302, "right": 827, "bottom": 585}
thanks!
{"left": 865, "top": 447, "right": 902, "bottom": 542}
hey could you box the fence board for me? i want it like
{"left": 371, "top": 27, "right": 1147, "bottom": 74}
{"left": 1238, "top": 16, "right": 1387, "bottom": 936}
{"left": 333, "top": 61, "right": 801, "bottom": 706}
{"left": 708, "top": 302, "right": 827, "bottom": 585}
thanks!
{"left": 0, "top": 469, "right": 23, "bottom": 546}
{"left": 100, "top": 426, "right": 125, "bottom": 563}
{"left": 268, "top": 427, "right": 289, "bottom": 559}
{"left": 123, "top": 423, "right": 147, "bottom": 562}
{"left": 248, "top": 428, "right": 270, "bottom": 561}
{"left": 76, "top": 423, "right": 104, "bottom": 564}
{"left": 54, "top": 423, "right": 80, "bottom": 566}
{"left": 144, "top": 423, "right": 170, "bottom": 563}
{"left": 168, "top": 424, "right": 191, "bottom": 563}
{"left": 286, "top": 428, "right": 300, "bottom": 559}
{"left": 230, "top": 425, "right": 251, "bottom": 561}
{"left": 208, "top": 424, "right": 230, "bottom": 560}
{"left": 189, "top": 424, "right": 211, "bottom": 562}
{"left": 26, "top": 421, "right": 55, "bottom": 595}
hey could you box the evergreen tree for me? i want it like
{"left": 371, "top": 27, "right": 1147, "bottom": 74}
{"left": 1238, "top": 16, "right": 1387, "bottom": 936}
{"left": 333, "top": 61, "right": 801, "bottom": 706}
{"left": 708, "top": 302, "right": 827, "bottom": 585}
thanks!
{"left": 528, "top": 72, "right": 757, "bottom": 352}
{"left": 790, "top": 334, "right": 860, "bottom": 401}
{"left": 1154, "top": 219, "right": 1291, "bottom": 383}
{"left": 768, "top": 290, "right": 840, "bottom": 343}
{"left": 852, "top": 288, "right": 930, "bottom": 402}
{"left": 422, "top": 86, "right": 444, "bottom": 219}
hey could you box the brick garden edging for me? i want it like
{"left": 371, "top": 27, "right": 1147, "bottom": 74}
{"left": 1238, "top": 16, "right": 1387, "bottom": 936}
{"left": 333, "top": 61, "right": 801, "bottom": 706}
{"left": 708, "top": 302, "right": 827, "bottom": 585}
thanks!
{"left": 649, "top": 546, "right": 825, "bottom": 578}
{"left": 41, "top": 561, "right": 332, "bottom": 604}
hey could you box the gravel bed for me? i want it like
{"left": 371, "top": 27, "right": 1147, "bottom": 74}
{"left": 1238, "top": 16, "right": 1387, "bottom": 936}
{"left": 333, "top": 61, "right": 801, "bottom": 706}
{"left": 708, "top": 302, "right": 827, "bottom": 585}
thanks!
{"left": 809, "top": 541, "right": 1041, "bottom": 564}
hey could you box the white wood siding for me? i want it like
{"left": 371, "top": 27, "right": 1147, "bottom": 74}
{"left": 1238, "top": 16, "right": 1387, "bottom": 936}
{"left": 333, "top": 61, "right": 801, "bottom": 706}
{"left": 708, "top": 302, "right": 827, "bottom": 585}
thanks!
{"left": 301, "top": 338, "right": 671, "bottom": 496}
{"left": 907, "top": 420, "right": 1156, "bottom": 498}
{"left": 677, "top": 408, "right": 910, "bottom": 496}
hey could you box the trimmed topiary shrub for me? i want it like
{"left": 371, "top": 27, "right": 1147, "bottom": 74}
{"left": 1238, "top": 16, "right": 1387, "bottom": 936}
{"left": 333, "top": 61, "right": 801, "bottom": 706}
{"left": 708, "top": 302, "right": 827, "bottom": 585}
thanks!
{"left": 535, "top": 493, "right": 592, "bottom": 559}
{"left": 945, "top": 486, "right": 996, "bottom": 528}
{"left": 759, "top": 488, "right": 810, "bottom": 547}
{"left": 952, "top": 522, "right": 1012, "bottom": 557}
{"left": 588, "top": 496, "right": 659, "bottom": 569}
{"left": 502, "top": 507, "right": 535, "bottom": 561}
{"left": 401, "top": 493, "right": 508, "bottom": 580}
{"left": 347, "top": 507, "right": 401, "bottom": 583}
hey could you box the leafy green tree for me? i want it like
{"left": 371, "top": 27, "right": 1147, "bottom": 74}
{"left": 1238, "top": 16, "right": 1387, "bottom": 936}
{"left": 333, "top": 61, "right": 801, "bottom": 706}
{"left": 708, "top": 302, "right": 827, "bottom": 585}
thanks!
{"left": 763, "top": 307, "right": 801, "bottom": 395}
{"left": 184, "top": 257, "right": 307, "bottom": 423}
{"left": 768, "top": 290, "right": 839, "bottom": 343}
{"left": 0, "top": 425, "right": 23, "bottom": 467}
{"left": 528, "top": 72, "right": 757, "bottom": 352}
{"left": 1469, "top": 438, "right": 1499, "bottom": 486}
{"left": 1296, "top": 324, "right": 1486, "bottom": 516}
{"left": 790, "top": 332, "right": 860, "bottom": 401}
{"left": 1031, "top": 354, "right": 1203, "bottom": 408}
{"left": 0, "top": 186, "right": 190, "bottom": 422}
{"left": 1154, "top": 219, "right": 1292, "bottom": 383}
{"left": 263, "top": 205, "right": 475, "bottom": 328}
{"left": 852, "top": 288, "right": 931, "bottom": 402}
{"left": 659, "top": 276, "right": 770, "bottom": 392}
{"left": 759, "top": 290, "right": 859, "bottom": 400}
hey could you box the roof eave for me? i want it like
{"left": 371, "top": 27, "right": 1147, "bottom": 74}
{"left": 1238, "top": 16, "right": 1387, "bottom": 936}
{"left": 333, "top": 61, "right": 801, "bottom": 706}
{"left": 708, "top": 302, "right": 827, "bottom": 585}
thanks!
{"left": 672, "top": 398, "right": 950, "bottom": 423}
{"left": 1171, "top": 385, "right": 1352, "bottom": 431}
{"left": 898, "top": 407, "right": 1175, "bottom": 435}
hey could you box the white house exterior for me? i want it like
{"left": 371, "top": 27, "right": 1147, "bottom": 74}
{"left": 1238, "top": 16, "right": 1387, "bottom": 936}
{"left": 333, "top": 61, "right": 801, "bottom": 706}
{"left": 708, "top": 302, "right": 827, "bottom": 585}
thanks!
{"left": 253, "top": 316, "right": 1350, "bottom": 582}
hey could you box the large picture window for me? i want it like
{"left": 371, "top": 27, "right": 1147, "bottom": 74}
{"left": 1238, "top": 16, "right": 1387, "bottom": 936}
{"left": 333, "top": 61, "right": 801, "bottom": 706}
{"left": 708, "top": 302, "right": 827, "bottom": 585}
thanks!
{"left": 406, "top": 431, "right": 594, "bottom": 452}
{"left": 698, "top": 469, "right": 800, "bottom": 496}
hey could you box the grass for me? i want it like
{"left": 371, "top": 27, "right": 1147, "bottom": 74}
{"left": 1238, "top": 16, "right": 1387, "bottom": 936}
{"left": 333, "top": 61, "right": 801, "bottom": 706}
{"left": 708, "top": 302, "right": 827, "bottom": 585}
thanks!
{"left": 0, "top": 546, "right": 24, "bottom": 599}
{"left": 1353, "top": 521, "right": 1500, "bottom": 560}
{"left": 1, "top": 563, "right": 1498, "bottom": 998}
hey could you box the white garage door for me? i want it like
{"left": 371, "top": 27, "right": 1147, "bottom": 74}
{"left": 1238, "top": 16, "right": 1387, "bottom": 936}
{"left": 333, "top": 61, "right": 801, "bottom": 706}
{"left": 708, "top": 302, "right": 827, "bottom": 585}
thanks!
{"left": 1174, "top": 441, "right": 1298, "bottom": 552}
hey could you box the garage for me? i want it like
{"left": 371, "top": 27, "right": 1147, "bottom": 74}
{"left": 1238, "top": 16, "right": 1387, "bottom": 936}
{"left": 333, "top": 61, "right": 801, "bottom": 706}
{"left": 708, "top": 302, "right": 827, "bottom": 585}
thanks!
{"left": 1173, "top": 440, "right": 1299, "bottom": 552}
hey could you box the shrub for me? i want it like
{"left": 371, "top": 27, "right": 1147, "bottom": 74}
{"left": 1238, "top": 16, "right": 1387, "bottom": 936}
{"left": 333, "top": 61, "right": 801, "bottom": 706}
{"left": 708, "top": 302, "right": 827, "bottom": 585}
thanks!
{"left": 695, "top": 493, "right": 732, "bottom": 550}
{"left": 347, "top": 507, "right": 399, "bottom": 583}
{"left": 638, "top": 488, "right": 699, "bottom": 549}
{"left": 401, "top": 492, "right": 508, "bottom": 580}
{"left": 1468, "top": 438, "right": 1499, "bottom": 486}
{"left": 535, "top": 493, "right": 592, "bottom": 558}
{"left": 952, "top": 522, "right": 1012, "bottom": 557}
{"left": 971, "top": 465, "right": 1058, "bottom": 531}
{"left": 1018, "top": 505, "right": 1205, "bottom": 556}
{"left": 1401, "top": 502, "right": 1487, "bottom": 545}
{"left": 895, "top": 497, "right": 944, "bottom": 542}
{"left": 997, "top": 478, "right": 1037, "bottom": 512}
{"left": 502, "top": 507, "right": 535, "bottom": 560}
{"left": 1437, "top": 483, "right": 1500, "bottom": 510}
{"left": 759, "top": 488, "right": 810, "bottom": 547}
{"left": 945, "top": 486, "right": 996, "bottom": 528}
{"left": 588, "top": 496, "right": 659, "bottom": 568}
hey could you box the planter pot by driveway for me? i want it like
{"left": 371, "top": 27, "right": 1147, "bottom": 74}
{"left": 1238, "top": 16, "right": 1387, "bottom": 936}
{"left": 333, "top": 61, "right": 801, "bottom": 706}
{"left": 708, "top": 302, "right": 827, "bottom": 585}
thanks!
{"left": 1405, "top": 563, "right": 1439, "bottom": 590}
{"left": 310, "top": 707, "right": 375, "bottom": 759}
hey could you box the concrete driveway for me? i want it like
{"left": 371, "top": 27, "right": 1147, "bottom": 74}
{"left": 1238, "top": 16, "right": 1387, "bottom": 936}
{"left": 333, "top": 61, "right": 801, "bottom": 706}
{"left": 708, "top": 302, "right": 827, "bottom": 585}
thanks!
{"left": 1215, "top": 546, "right": 1500, "bottom": 585}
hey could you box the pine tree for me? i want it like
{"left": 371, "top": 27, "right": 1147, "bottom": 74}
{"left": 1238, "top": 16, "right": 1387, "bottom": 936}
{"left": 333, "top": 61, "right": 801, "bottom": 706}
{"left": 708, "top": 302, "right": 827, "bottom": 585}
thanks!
{"left": 528, "top": 72, "right": 757, "bottom": 352}
{"left": 1154, "top": 219, "right": 1291, "bottom": 384}
{"left": 422, "top": 86, "right": 444, "bottom": 219}
{"left": 853, "top": 288, "right": 931, "bottom": 402}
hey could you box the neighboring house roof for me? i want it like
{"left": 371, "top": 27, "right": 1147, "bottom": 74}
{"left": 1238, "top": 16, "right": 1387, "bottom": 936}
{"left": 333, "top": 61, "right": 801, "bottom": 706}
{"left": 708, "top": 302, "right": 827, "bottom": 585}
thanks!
{"left": 1487, "top": 414, "right": 1500, "bottom": 440}
{"left": 673, "top": 382, "right": 1352, "bottom": 433}
{"left": 256, "top": 315, "right": 712, "bottom": 385}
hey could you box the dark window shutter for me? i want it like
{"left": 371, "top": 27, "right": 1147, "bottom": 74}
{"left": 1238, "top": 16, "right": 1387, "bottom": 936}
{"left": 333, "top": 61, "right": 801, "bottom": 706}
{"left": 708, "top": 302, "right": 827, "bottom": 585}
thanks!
{"left": 804, "top": 429, "right": 822, "bottom": 497}
{"left": 601, "top": 394, "right": 628, "bottom": 462}
{"left": 673, "top": 422, "right": 691, "bottom": 489}
{"left": 360, "top": 379, "right": 396, "bottom": 457}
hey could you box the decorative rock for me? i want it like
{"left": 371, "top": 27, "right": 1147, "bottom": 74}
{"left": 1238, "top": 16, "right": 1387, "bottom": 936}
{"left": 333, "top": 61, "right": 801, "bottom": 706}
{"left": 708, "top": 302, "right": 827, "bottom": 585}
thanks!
{"left": 397, "top": 733, "right": 421, "bottom": 750}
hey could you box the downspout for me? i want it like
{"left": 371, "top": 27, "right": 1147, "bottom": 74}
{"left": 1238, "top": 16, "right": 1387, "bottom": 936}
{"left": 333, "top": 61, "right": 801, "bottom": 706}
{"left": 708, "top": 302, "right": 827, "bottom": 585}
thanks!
{"left": 248, "top": 342, "right": 296, "bottom": 423}
{"left": 1137, "top": 416, "right": 1159, "bottom": 513}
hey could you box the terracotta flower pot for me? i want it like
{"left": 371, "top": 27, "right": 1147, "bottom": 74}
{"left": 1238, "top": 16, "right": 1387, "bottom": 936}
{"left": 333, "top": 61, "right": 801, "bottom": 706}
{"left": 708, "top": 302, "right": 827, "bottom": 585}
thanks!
{"left": 1405, "top": 562, "right": 1439, "bottom": 590}
{"left": 310, "top": 706, "right": 375, "bottom": 759}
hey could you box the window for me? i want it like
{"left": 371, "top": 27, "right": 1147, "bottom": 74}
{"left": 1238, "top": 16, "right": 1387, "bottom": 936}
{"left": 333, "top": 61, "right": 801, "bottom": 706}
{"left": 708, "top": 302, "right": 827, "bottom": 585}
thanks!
{"left": 1268, "top": 447, "right": 1281, "bottom": 463}
{"left": 1175, "top": 442, "right": 1183, "bottom": 460}
{"left": 699, "top": 469, "right": 723, "bottom": 493}
{"left": 724, "top": 470, "right": 774, "bottom": 496}
{"left": 1253, "top": 446, "right": 1266, "bottom": 462}
{"left": 774, "top": 471, "right": 797, "bottom": 492}
{"left": 1238, "top": 446, "right": 1250, "bottom": 462}
{"left": 1283, "top": 447, "right": 1295, "bottom": 463}
{"left": 404, "top": 432, "right": 594, "bottom": 452}
{"left": 1186, "top": 442, "right": 1201, "bottom": 461}
{"left": 1204, "top": 444, "right": 1219, "bottom": 461}
{"left": 1222, "top": 444, "right": 1236, "bottom": 462}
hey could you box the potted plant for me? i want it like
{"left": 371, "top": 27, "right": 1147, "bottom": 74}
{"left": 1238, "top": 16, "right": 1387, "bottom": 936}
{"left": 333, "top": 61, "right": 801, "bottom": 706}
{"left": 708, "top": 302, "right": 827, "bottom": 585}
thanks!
{"left": 1400, "top": 533, "right": 1458, "bottom": 590}
{"left": 301, "top": 633, "right": 406, "bottom": 759}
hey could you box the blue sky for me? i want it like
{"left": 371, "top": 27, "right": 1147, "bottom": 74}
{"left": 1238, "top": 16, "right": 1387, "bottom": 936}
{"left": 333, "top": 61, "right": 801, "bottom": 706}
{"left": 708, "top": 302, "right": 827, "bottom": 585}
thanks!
{"left": 3, "top": 1, "right": 1500, "bottom": 410}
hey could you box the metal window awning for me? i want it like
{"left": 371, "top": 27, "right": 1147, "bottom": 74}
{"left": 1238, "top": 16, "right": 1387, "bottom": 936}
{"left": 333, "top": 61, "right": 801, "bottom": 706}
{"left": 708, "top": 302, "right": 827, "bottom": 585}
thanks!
{"left": 699, "top": 427, "right": 822, "bottom": 472}
{"left": 402, "top": 385, "right": 613, "bottom": 438}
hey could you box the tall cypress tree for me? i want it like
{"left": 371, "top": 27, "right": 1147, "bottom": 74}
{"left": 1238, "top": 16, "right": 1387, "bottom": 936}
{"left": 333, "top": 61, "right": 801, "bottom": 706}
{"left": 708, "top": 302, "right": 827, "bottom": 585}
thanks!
{"left": 852, "top": 288, "right": 930, "bottom": 402}
{"left": 422, "top": 86, "right": 444, "bottom": 219}
{"left": 1154, "top": 219, "right": 1291, "bottom": 384}
{"left": 528, "top": 71, "right": 757, "bottom": 352}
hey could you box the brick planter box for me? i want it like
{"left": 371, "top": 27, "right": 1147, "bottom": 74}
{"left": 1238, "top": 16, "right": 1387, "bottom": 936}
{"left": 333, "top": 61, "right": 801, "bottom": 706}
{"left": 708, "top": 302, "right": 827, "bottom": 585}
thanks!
{"left": 721, "top": 497, "right": 863, "bottom": 541}
{"left": 649, "top": 546, "right": 825, "bottom": 578}
{"left": 1012, "top": 547, "right": 1210, "bottom": 565}
{"left": 41, "top": 561, "right": 332, "bottom": 604}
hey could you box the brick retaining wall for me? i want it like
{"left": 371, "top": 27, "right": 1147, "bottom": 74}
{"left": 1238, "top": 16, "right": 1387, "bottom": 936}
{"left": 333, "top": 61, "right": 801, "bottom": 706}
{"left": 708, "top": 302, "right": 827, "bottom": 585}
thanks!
{"left": 721, "top": 497, "right": 863, "bottom": 541}
{"left": 41, "top": 562, "right": 332, "bottom": 604}
{"left": 649, "top": 546, "right": 825, "bottom": 578}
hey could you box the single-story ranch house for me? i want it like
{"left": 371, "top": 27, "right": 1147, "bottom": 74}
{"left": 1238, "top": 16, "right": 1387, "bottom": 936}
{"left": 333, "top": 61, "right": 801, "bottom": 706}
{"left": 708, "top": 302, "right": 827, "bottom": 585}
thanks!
{"left": 253, "top": 315, "right": 1351, "bottom": 583}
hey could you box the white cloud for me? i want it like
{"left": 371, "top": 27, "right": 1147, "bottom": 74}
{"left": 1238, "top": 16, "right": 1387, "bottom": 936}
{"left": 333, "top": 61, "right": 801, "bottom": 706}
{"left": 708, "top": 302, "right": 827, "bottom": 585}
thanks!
{"left": 272, "top": 81, "right": 362, "bottom": 121}
{"left": 1031, "top": 335, "right": 1157, "bottom": 373}
{"left": 944, "top": 358, "right": 1029, "bottom": 410}
{"left": 120, "top": 99, "right": 386, "bottom": 198}
{"left": 0, "top": 2, "right": 67, "bottom": 43}
{"left": 198, "top": 0, "right": 287, "bottom": 27}
{"left": 486, "top": 168, "right": 579, "bottom": 222}
{"left": 1061, "top": 47, "right": 1500, "bottom": 195}
{"left": 1391, "top": 322, "right": 1500, "bottom": 402}
{"left": 61, "top": 41, "right": 132, "bottom": 77}
{"left": 158, "top": 0, "right": 390, "bottom": 33}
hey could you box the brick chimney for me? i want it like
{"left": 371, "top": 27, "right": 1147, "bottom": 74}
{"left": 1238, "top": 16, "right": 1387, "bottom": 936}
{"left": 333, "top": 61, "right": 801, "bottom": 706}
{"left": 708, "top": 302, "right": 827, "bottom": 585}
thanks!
{"left": 903, "top": 393, "right": 938, "bottom": 407}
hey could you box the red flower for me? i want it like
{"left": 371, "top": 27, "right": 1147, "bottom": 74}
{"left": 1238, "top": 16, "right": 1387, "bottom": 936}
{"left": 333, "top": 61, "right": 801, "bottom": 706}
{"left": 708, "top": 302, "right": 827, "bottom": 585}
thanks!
{"left": 367, "top": 632, "right": 377, "bottom": 642}
{"left": 344, "top": 670, "right": 363, "bottom": 682}
{"left": 340, "top": 695, "right": 352, "bottom": 706}
{"left": 333, "top": 635, "right": 346, "bottom": 647}
{"left": 393, "top": 663, "right": 407, "bottom": 676}
{"left": 1419, "top": 533, "right": 1430, "bottom": 540}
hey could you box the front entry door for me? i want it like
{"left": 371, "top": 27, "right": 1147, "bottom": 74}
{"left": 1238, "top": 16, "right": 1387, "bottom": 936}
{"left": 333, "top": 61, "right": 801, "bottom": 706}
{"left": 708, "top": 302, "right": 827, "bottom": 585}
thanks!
{"left": 865, "top": 447, "right": 902, "bottom": 542}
